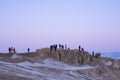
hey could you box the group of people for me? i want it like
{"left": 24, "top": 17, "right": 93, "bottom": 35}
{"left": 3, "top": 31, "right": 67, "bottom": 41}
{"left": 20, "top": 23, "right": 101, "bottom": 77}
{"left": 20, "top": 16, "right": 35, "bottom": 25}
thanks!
{"left": 8, "top": 44, "right": 84, "bottom": 53}
{"left": 8, "top": 47, "right": 30, "bottom": 53}
{"left": 78, "top": 45, "right": 84, "bottom": 51}
{"left": 50, "top": 44, "right": 69, "bottom": 51}
{"left": 59, "top": 44, "right": 68, "bottom": 50}
{"left": 59, "top": 44, "right": 64, "bottom": 49}
{"left": 50, "top": 44, "right": 57, "bottom": 51}
{"left": 50, "top": 44, "right": 83, "bottom": 52}
{"left": 8, "top": 47, "right": 16, "bottom": 53}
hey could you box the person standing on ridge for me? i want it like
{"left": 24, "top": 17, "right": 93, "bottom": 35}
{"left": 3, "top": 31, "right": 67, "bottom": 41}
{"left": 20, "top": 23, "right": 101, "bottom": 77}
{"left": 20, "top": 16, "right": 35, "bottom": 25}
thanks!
{"left": 28, "top": 48, "right": 30, "bottom": 53}
{"left": 79, "top": 45, "right": 81, "bottom": 51}
{"left": 13, "top": 48, "right": 16, "bottom": 53}
{"left": 8, "top": 47, "right": 11, "bottom": 53}
{"left": 92, "top": 51, "right": 94, "bottom": 57}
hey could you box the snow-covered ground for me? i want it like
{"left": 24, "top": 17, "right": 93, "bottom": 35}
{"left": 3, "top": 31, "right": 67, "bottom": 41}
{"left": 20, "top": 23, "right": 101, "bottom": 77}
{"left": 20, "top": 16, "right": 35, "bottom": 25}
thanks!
{"left": 0, "top": 54, "right": 96, "bottom": 80}
{"left": 17, "top": 59, "right": 96, "bottom": 71}
{"left": 11, "top": 54, "right": 22, "bottom": 59}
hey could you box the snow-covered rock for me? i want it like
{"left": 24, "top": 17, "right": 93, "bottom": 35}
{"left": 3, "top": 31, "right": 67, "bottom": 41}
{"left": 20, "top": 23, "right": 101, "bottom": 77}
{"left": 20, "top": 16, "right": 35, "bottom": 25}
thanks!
{"left": 11, "top": 54, "right": 21, "bottom": 59}
{"left": 0, "top": 58, "right": 95, "bottom": 80}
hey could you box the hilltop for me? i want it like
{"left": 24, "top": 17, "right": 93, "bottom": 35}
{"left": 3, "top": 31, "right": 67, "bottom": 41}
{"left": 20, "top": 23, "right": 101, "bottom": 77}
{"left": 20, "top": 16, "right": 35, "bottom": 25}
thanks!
{"left": 0, "top": 48, "right": 120, "bottom": 80}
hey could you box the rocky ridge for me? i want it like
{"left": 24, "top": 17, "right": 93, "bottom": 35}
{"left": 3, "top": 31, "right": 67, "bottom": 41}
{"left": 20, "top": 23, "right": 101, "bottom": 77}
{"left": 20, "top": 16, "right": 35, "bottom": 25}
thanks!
{"left": 0, "top": 48, "right": 120, "bottom": 80}
{"left": 36, "top": 48, "right": 120, "bottom": 80}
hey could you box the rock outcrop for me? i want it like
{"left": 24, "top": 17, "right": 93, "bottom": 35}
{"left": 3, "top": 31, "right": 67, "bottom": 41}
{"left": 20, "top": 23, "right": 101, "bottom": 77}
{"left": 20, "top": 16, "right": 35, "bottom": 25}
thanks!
{"left": 36, "top": 48, "right": 96, "bottom": 66}
{"left": 36, "top": 48, "right": 120, "bottom": 69}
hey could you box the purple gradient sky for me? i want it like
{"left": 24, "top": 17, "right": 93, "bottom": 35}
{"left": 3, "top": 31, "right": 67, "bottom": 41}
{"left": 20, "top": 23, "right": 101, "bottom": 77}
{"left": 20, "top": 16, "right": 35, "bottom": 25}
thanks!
{"left": 0, "top": 0, "right": 120, "bottom": 53}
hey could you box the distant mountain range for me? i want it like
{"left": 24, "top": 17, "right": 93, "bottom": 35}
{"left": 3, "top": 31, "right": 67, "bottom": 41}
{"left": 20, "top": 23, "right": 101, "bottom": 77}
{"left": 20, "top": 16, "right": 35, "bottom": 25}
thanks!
{"left": 101, "top": 52, "right": 120, "bottom": 59}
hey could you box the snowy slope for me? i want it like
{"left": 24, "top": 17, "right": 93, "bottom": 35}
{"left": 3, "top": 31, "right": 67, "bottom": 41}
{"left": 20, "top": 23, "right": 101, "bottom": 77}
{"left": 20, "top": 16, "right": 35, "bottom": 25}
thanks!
{"left": 0, "top": 54, "right": 96, "bottom": 80}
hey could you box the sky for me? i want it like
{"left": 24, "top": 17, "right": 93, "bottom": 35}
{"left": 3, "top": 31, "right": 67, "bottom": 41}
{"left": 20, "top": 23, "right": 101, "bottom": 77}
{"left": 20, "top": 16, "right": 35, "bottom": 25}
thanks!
{"left": 0, "top": 0, "right": 120, "bottom": 53}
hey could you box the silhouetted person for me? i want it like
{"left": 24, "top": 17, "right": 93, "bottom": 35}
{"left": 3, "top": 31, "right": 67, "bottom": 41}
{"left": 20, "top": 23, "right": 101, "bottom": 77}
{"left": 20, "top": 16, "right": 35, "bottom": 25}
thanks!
{"left": 8, "top": 47, "right": 11, "bottom": 53}
{"left": 92, "top": 51, "right": 94, "bottom": 57}
{"left": 54, "top": 44, "right": 57, "bottom": 51}
{"left": 13, "top": 48, "right": 16, "bottom": 53}
{"left": 59, "top": 44, "right": 61, "bottom": 49}
{"left": 50, "top": 45, "right": 55, "bottom": 51}
{"left": 61, "top": 45, "right": 64, "bottom": 49}
{"left": 50, "top": 45, "right": 52, "bottom": 51}
{"left": 28, "top": 48, "right": 30, "bottom": 53}
{"left": 79, "top": 45, "right": 81, "bottom": 51}
{"left": 68, "top": 48, "right": 70, "bottom": 50}
{"left": 81, "top": 48, "right": 84, "bottom": 51}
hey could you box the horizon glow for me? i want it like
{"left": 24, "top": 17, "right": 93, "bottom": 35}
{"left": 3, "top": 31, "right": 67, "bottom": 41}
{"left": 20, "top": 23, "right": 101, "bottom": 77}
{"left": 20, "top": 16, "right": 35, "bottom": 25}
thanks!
{"left": 0, "top": 0, "right": 120, "bottom": 53}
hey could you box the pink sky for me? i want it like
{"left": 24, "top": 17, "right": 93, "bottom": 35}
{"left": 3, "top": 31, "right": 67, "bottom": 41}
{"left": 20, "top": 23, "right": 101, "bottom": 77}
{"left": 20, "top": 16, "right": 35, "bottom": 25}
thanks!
{"left": 0, "top": 0, "right": 120, "bottom": 53}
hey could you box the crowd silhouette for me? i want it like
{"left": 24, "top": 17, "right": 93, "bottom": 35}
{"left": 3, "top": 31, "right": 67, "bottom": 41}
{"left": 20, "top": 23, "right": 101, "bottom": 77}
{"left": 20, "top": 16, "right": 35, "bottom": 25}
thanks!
{"left": 7, "top": 44, "right": 84, "bottom": 53}
{"left": 50, "top": 44, "right": 69, "bottom": 51}
{"left": 8, "top": 47, "right": 16, "bottom": 53}
{"left": 49, "top": 44, "right": 85, "bottom": 52}
{"left": 7, "top": 44, "right": 101, "bottom": 58}
{"left": 8, "top": 47, "right": 30, "bottom": 53}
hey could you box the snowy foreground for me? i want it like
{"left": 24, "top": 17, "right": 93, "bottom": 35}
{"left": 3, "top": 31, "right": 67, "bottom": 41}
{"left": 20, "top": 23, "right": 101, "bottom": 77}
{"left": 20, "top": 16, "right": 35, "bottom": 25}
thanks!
{"left": 0, "top": 54, "right": 96, "bottom": 80}
{"left": 0, "top": 52, "right": 120, "bottom": 80}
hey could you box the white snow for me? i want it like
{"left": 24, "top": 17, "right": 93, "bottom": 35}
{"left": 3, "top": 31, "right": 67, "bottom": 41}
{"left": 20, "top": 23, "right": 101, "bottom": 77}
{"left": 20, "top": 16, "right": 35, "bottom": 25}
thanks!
{"left": 11, "top": 54, "right": 21, "bottom": 59}
{"left": 17, "top": 61, "right": 32, "bottom": 67}
{"left": 17, "top": 59, "right": 96, "bottom": 70}
{"left": 41, "top": 59, "right": 96, "bottom": 70}
{"left": 103, "top": 61, "right": 112, "bottom": 67}
{"left": 113, "top": 63, "right": 119, "bottom": 69}
{"left": 0, "top": 58, "right": 96, "bottom": 80}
